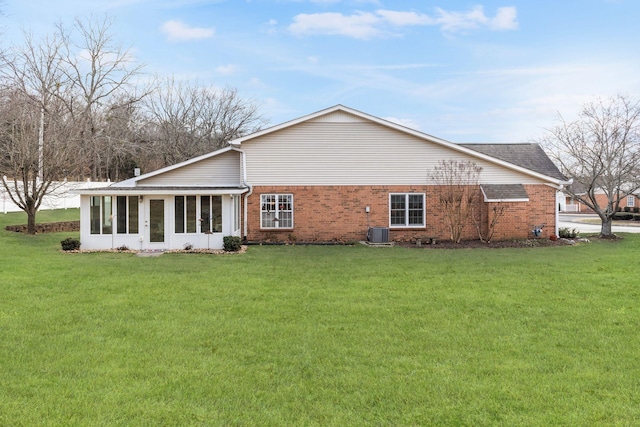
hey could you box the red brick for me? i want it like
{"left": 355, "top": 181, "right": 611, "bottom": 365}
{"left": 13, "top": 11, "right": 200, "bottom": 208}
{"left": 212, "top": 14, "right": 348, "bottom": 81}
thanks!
{"left": 244, "top": 185, "right": 557, "bottom": 243}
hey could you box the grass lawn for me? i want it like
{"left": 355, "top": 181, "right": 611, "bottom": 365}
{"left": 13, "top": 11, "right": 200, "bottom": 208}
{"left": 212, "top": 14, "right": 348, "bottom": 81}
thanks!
{"left": 1, "top": 209, "right": 640, "bottom": 426}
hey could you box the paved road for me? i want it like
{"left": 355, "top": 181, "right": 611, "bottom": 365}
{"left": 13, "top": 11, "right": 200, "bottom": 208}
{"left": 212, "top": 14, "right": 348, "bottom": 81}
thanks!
{"left": 558, "top": 214, "right": 640, "bottom": 234}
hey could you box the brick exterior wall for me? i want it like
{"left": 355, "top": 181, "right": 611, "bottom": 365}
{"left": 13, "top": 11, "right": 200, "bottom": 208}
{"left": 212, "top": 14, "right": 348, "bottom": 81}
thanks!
{"left": 244, "top": 184, "right": 558, "bottom": 243}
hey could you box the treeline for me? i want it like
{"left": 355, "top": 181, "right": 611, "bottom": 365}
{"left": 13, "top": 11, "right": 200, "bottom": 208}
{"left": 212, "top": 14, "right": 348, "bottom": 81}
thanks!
{"left": 0, "top": 15, "right": 266, "bottom": 183}
{"left": 0, "top": 14, "right": 266, "bottom": 233}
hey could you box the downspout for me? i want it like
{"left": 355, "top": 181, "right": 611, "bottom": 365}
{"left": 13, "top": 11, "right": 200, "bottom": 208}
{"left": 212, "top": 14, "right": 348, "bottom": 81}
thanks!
{"left": 555, "top": 179, "right": 573, "bottom": 237}
{"left": 238, "top": 148, "right": 253, "bottom": 240}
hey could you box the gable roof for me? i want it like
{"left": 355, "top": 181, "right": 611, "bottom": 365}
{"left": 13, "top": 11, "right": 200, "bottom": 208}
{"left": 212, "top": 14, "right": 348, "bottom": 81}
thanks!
{"left": 481, "top": 184, "right": 530, "bottom": 202}
{"left": 461, "top": 143, "right": 567, "bottom": 181}
{"left": 77, "top": 105, "right": 569, "bottom": 193}
{"left": 232, "top": 105, "right": 569, "bottom": 186}
{"left": 110, "top": 145, "right": 243, "bottom": 188}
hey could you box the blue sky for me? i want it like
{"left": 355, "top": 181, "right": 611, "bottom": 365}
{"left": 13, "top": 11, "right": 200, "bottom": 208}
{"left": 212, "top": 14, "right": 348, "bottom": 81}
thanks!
{"left": 2, "top": 0, "right": 639, "bottom": 143}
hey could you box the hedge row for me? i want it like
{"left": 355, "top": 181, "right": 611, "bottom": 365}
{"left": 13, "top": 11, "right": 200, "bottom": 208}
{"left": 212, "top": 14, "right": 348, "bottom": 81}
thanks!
{"left": 613, "top": 212, "right": 640, "bottom": 221}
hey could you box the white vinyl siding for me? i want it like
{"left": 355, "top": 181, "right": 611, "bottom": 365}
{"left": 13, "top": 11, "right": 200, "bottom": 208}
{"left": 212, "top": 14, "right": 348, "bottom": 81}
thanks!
{"left": 140, "top": 150, "right": 242, "bottom": 187}
{"left": 243, "top": 121, "right": 545, "bottom": 186}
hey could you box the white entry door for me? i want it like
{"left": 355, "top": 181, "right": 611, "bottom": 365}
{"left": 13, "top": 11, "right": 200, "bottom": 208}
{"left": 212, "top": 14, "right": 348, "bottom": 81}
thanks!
{"left": 145, "top": 198, "right": 168, "bottom": 249}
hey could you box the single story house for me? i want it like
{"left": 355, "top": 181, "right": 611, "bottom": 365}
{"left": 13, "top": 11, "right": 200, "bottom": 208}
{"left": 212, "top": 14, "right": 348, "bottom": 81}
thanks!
{"left": 74, "top": 105, "right": 569, "bottom": 251}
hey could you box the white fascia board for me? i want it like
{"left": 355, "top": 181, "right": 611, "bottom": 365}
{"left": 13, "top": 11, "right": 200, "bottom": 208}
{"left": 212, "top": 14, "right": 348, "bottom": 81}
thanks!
{"left": 110, "top": 145, "right": 241, "bottom": 188}
{"left": 484, "top": 197, "right": 530, "bottom": 203}
{"left": 73, "top": 187, "right": 249, "bottom": 196}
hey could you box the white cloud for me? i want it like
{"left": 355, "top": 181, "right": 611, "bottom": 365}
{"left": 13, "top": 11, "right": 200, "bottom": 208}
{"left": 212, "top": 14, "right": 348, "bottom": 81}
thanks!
{"left": 248, "top": 77, "right": 268, "bottom": 88}
{"left": 161, "top": 20, "right": 215, "bottom": 42}
{"left": 215, "top": 64, "right": 238, "bottom": 75}
{"left": 289, "top": 11, "right": 381, "bottom": 39}
{"left": 375, "top": 10, "right": 434, "bottom": 26}
{"left": 490, "top": 7, "right": 519, "bottom": 31}
{"left": 288, "top": 5, "right": 518, "bottom": 39}
{"left": 384, "top": 116, "right": 420, "bottom": 130}
{"left": 434, "top": 5, "right": 518, "bottom": 33}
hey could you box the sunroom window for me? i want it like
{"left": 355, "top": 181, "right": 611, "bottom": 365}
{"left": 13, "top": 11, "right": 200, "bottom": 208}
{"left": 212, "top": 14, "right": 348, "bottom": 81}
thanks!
{"left": 116, "top": 195, "right": 139, "bottom": 234}
{"left": 201, "top": 195, "right": 223, "bottom": 233}
{"left": 175, "top": 196, "right": 197, "bottom": 233}
{"left": 90, "top": 195, "right": 112, "bottom": 234}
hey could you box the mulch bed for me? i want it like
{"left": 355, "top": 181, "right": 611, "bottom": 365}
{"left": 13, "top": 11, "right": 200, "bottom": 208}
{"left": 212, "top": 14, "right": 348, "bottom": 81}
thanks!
{"left": 398, "top": 236, "right": 599, "bottom": 249}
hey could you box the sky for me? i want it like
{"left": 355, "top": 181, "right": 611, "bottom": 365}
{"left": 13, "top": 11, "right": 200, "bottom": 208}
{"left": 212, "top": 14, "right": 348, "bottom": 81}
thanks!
{"left": 1, "top": 0, "right": 639, "bottom": 143}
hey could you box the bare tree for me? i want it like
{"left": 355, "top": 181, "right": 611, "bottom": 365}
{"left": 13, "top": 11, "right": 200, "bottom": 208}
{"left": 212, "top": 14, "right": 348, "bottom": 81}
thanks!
{"left": 0, "top": 32, "right": 75, "bottom": 234}
{"left": 472, "top": 202, "right": 506, "bottom": 243}
{"left": 57, "top": 15, "right": 148, "bottom": 180}
{"left": 430, "top": 159, "right": 483, "bottom": 243}
{"left": 144, "top": 78, "right": 266, "bottom": 166}
{"left": 542, "top": 95, "right": 640, "bottom": 237}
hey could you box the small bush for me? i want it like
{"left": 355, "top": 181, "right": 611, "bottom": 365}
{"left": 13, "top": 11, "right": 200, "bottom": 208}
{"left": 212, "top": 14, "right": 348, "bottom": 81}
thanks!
{"left": 624, "top": 206, "right": 631, "bottom": 213}
{"left": 633, "top": 213, "right": 640, "bottom": 221}
{"left": 614, "top": 212, "right": 634, "bottom": 221}
{"left": 634, "top": 207, "right": 640, "bottom": 214}
{"left": 223, "top": 236, "right": 242, "bottom": 252}
{"left": 61, "top": 237, "right": 80, "bottom": 251}
{"left": 558, "top": 227, "right": 580, "bottom": 239}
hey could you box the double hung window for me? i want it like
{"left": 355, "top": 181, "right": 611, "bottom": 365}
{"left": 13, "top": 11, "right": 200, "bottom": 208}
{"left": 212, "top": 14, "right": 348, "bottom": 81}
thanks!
{"left": 390, "top": 193, "right": 425, "bottom": 227}
{"left": 627, "top": 195, "right": 635, "bottom": 208}
{"left": 261, "top": 194, "right": 293, "bottom": 229}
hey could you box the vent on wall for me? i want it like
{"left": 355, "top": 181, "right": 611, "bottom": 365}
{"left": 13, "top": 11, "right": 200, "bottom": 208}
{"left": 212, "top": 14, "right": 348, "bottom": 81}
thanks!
{"left": 367, "top": 227, "right": 389, "bottom": 243}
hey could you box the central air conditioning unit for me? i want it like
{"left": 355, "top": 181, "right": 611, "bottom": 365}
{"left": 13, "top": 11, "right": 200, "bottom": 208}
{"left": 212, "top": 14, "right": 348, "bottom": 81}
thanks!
{"left": 367, "top": 227, "right": 389, "bottom": 243}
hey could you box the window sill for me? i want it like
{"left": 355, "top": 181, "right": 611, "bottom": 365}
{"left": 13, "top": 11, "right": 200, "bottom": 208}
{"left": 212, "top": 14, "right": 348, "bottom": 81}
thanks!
{"left": 260, "top": 228, "right": 294, "bottom": 231}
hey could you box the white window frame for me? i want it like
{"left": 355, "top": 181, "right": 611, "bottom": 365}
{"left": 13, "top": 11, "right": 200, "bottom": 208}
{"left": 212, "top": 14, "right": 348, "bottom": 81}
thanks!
{"left": 174, "top": 195, "right": 197, "bottom": 234}
{"left": 200, "top": 195, "right": 223, "bottom": 233}
{"left": 116, "top": 195, "right": 139, "bottom": 235}
{"left": 260, "top": 194, "right": 293, "bottom": 229}
{"left": 389, "top": 193, "right": 425, "bottom": 228}
{"left": 90, "top": 195, "right": 112, "bottom": 235}
{"left": 627, "top": 195, "right": 635, "bottom": 208}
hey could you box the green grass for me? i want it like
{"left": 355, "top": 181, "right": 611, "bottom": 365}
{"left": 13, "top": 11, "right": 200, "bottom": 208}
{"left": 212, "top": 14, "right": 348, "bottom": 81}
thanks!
{"left": 1, "top": 209, "right": 640, "bottom": 426}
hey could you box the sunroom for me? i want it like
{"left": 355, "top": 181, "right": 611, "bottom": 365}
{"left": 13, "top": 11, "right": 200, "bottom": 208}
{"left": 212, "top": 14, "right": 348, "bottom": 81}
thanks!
{"left": 78, "top": 186, "right": 246, "bottom": 251}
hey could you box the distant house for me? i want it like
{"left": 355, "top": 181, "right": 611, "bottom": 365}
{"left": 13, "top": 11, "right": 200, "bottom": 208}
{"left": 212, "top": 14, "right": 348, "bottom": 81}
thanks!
{"left": 562, "top": 185, "right": 639, "bottom": 213}
{"left": 74, "top": 105, "right": 569, "bottom": 250}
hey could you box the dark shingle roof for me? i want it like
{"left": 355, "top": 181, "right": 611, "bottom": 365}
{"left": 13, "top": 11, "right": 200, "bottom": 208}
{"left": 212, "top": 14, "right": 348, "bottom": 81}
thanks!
{"left": 460, "top": 143, "right": 567, "bottom": 181}
{"left": 481, "top": 184, "right": 529, "bottom": 201}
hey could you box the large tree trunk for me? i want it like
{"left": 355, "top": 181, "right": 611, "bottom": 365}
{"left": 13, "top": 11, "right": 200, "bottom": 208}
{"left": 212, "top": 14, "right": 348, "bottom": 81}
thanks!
{"left": 26, "top": 210, "right": 37, "bottom": 234}
{"left": 599, "top": 216, "right": 614, "bottom": 238}
{"left": 25, "top": 200, "right": 38, "bottom": 235}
